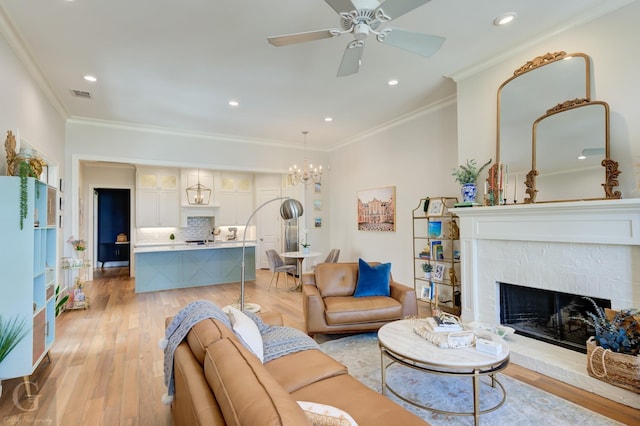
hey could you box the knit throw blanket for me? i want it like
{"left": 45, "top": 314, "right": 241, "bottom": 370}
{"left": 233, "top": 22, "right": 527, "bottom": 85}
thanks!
{"left": 161, "top": 300, "right": 231, "bottom": 403}
{"left": 161, "top": 301, "right": 318, "bottom": 403}
{"left": 243, "top": 310, "right": 319, "bottom": 363}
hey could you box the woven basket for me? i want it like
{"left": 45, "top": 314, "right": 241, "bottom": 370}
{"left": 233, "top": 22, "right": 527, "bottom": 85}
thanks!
{"left": 586, "top": 336, "right": 640, "bottom": 393}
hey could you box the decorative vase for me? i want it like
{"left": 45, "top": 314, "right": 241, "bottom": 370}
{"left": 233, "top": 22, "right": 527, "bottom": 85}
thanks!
{"left": 75, "top": 249, "right": 85, "bottom": 260}
{"left": 303, "top": 247, "right": 310, "bottom": 254}
{"left": 424, "top": 272, "right": 432, "bottom": 280}
{"left": 461, "top": 183, "right": 477, "bottom": 203}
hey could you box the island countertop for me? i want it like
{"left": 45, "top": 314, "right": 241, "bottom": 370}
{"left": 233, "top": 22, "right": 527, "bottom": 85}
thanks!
{"left": 134, "top": 242, "right": 256, "bottom": 293}
{"left": 134, "top": 241, "right": 256, "bottom": 254}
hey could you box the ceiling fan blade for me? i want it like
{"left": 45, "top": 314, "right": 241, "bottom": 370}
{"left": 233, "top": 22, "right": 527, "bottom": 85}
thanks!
{"left": 325, "top": 0, "right": 357, "bottom": 14}
{"left": 268, "top": 29, "right": 335, "bottom": 47}
{"left": 379, "top": 28, "right": 444, "bottom": 58}
{"left": 337, "top": 41, "right": 365, "bottom": 77}
{"left": 376, "top": 0, "right": 432, "bottom": 21}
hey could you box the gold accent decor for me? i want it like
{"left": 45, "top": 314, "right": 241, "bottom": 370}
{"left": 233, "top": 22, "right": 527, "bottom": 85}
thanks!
{"left": 4, "top": 131, "right": 17, "bottom": 175}
{"left": 524, "top": 170, "right": 538, "bottom": 204}
{"left": 513, "top": 51, "right": 567, "bottom": 76}
{"left": 602, "top": 159, "right": 622, "bottom": 199}
{"left": 546, "top": 98, "right": 590, "bottom": 114}
{"left": 4, "top": 130, "right": 46, "bottom": 177}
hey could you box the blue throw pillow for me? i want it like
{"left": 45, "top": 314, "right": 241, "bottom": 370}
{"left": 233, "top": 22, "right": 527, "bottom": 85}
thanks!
{"left": 354, "top": 258, "right": 391, "bottom": 297}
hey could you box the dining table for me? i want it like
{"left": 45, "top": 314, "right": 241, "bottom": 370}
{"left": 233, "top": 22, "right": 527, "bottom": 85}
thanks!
{"left": 280, "top": 250, "right": 321, "bottom": 291}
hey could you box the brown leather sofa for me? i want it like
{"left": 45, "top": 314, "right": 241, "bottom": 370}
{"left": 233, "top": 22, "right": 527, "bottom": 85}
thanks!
{"left": 170, "top": 312, "right": 428, "bottom": 425}
{"left": 302, "top": 262, "right": 418, "bottom": 336}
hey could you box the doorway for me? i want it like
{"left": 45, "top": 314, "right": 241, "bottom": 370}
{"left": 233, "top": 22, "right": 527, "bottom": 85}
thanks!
{"left": 95, "top": 188, "right": 131, "bottom": 269}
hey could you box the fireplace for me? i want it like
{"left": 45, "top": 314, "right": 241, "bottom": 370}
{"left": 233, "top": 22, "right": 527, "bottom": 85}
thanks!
{"left": 452, "top": 199, "right": 640, "bottom": 408}
{"left": 499, "top": 283, "right": 610, "bottom": 353}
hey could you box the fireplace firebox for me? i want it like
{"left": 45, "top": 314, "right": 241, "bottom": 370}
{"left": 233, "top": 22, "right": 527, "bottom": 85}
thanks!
{"left": 499, "top": 283, "right": 611, "bottom": 353}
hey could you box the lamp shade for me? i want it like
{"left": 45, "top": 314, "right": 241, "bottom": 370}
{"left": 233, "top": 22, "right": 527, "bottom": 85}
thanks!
{"left": 280, "top": 199, "right": 304, "bottom": 220}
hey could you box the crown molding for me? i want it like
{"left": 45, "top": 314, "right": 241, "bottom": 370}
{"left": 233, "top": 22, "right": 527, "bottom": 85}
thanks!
{"left": 330, "top": 94, "right": 457, "bottom": 152}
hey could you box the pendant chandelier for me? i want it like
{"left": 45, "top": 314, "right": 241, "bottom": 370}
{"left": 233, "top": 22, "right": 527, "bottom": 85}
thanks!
{"left": 186, "top": 169, "right": 212, "bottom": 205}
{"left": 288, "top": 131, "right": 322, "bottom": 186}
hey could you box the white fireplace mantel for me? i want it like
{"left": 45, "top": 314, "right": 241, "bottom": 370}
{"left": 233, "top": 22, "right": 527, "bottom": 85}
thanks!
{"left": 449, "top": 198, "right": 640, "bottom": 408}
{"left": 451, "top": 198, "right": 640, "bottom": 246}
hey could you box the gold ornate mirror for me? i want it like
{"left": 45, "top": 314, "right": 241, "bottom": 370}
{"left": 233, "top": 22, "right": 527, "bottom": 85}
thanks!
{"left": 491, "top": 52, "right": 593, "bottom": 204}
{"left": 526, "top": 99, "right": 620, "bottom": 203}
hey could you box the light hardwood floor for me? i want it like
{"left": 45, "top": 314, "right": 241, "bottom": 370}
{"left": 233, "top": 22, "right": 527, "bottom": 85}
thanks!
{"left": 0, "top": 267, "right": 637, "bottom": 425}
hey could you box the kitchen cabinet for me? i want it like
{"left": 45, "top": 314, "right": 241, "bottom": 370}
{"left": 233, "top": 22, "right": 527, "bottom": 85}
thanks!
{"left": 0, "top": 177, "right": 57, "bottom": 386}
{"left": 217, "top": 173, "right": 254, "bottom": 226}
{"left": 98, "top": 242, "right": 130, "bottom": 267}
{"left": 136, "top": 167, "right": 180, "bottom": 227}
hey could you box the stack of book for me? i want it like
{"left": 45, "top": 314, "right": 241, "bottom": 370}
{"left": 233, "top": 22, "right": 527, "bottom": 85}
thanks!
{"left": 425, "top": 316, "right": 463, "bottom": 333}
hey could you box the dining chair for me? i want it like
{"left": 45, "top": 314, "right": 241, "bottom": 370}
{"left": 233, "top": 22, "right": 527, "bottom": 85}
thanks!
{"left": 265, "top": 249, "right": 296, "bottom": 290}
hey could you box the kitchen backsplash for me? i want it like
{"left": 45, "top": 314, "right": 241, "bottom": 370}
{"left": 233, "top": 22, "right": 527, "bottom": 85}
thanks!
{"left": 136, "top": 217, "right": 214, "bottom": 243}
{"left": 135, "top": 217, "right": 252, "bottom": 244}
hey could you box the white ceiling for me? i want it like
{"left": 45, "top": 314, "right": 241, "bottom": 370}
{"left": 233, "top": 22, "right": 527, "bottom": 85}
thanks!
{"left": 0, "top": 0, "right": 629, "bottom": 151}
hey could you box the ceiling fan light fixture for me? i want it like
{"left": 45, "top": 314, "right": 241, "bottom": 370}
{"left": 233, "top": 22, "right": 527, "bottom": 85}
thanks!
{"left": 494, "top": 12, "right": 517, "bottom": 26}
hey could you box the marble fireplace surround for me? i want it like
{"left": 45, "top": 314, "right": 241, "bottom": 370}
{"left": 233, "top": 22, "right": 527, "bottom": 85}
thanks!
{"left": 452, "top": 199, "right": 640, "bottom": 408}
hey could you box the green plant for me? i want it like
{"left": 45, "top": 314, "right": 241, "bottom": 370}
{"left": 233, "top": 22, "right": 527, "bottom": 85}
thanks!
{"left": 0, "top": 315, "right": 28, "bottom": 364}
{"left": 421, "top": 263, "right": 433, "bottom": 273}
{"left": 582, "top": 297, "right": 639, "bottom": 355}
{"left": 55, "top": 284, "right": 69, "bottom": 316}
{"left": 451, "top": 159, "right": 492, "bottom": 185}
{"left": 18, "top": 161, "right": 33, "bottom": 230}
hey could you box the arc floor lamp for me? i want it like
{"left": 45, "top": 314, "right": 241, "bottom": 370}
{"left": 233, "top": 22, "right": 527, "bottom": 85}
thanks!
{"left": 240, "top": 197, "right": 303, "bottom": 311}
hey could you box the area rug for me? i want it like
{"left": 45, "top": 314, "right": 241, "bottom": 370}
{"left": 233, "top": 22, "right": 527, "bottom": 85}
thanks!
{"left": 319, "top": 333, "right": 622, "bottom": 426}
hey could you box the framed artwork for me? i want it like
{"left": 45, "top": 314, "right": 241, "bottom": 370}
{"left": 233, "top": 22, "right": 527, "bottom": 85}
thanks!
{"left": 314, "top": 182, "right": 322, "bottom": 193}
{"left": 420, "top": 285, "right": 432, "bottom": 300}
{"left": 357, "top": 186, "right": 396, "bottom": 232}
{"left": 314, "top": 199, "right": 322, "bottom": 211}
{"left": 434, "top": 263, "right": 446, "bottom": 281}
{"left": 427, "top": 197, "right": 444, "bottom": 216}
{"left": 314, "top": 217, "right": 322, "bottom": 228}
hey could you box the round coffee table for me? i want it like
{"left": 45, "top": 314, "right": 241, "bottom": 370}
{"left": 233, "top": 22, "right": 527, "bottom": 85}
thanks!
{"left": 378, "top": 319, "right": 510, "bottom": 425}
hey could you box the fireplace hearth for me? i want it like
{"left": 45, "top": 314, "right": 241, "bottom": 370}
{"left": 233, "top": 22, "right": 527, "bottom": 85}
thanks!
{"left": 499, "top": 283, "right": 610, "bottom": 353}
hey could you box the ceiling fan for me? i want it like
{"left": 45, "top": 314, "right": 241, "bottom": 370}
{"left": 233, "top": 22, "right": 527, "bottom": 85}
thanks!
{"left": 267, "top": 0, "right": 445, "bottom": 77}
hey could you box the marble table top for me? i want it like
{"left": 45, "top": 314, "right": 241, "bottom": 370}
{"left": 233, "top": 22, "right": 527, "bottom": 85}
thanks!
{"left": 378, "top": 319, "right": 510, "bottom": 370}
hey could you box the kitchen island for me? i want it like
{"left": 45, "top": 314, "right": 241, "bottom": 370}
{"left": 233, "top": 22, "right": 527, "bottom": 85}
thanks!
{"left": 134, "top": 242, "right": 255, "bottom": 293}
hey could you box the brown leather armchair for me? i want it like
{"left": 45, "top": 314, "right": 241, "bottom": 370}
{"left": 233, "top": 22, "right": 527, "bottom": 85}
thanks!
{"left": 302, "top": 262, "right": 418, "bottom": 336}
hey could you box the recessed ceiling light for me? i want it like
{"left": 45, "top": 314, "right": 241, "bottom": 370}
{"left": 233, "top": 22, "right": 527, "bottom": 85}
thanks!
{"left": 324, "top": 117, "right": 333, "bottom": 122}
{"left": 494, "top": 12, "right": 517, "bottom": 26}
{"left": 84, "top": 75, "right": 97, "bottom": 82}
{"left": 387, "top": 79, "right": 399, "bottom": 86}
{"left": 577, "top": 155, "right": 586, "bottom": 160}
{"left": 228, "top": 100, "right": 239, "bottom": 107}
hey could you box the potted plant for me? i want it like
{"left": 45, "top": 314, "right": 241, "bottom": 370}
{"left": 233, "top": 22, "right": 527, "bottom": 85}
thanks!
{"left": 300, "top": 230, "right": 310, "bottom": 253}
{"left": 451, "top": 159, "right": 492, "bottom": 203}
{"left": 421, "top": 262, "right": 433, "bottom": 279}
{"left": 582, "top": 297, "right": 640, "bottom": 392}
{"left": 0, "top": 314, "right": 28, "bottom": 397}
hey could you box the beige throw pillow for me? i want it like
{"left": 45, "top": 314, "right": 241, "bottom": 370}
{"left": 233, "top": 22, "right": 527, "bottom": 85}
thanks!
{"left": 297, "top": 401, "right": 358, "bottom": 426}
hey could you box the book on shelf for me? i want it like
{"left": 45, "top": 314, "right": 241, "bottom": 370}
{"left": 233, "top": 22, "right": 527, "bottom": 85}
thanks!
{"left": 428, "top": 221, "right": 442, "bottom": 238}
{"left": 425, "top": 316, "right": 463, "bottom": 333}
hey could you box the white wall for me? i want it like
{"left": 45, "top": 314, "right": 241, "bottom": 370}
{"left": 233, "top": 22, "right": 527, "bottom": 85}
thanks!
{"left": 328, "top": 98, "right": 459, "bottom": 285}
{"left": 456, "top": 1, "right": 640, "bottom": 199}
{"left": 0, "top": 33, "right": 65, "bottom": 175}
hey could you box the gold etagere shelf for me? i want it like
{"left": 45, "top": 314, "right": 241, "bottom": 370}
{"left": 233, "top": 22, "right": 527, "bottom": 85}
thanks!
{"left": 412, "top": 197, "right": 461, "bottom": 316}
